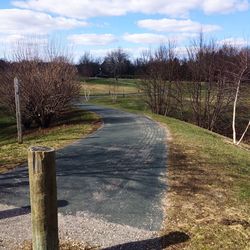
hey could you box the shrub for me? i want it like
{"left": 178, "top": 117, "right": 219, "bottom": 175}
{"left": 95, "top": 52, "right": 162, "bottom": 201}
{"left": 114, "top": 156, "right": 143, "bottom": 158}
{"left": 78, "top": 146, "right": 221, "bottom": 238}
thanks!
{"left": 0, "top": 42, "right": 80, "bottom": 128}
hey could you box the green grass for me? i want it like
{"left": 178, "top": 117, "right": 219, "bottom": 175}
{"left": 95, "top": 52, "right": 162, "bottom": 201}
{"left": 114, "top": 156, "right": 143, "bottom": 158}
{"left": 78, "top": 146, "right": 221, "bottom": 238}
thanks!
{"left": 0, "top": 107, "right": 16, "bottom": 143}
{"left": 0, "top": 108, "right": 101, "bottom": 172}
{"left": 240, "top": 182, "right": 250, "bottom": 200}
{"left": 81, "top": 77, "right": 140, "bottom": 87}
{"left": 92, "top": 95, "right": 147, "bottom": 111}
{"left": 89, "top": 95, "right": 250, "bottom": 249}
{"left": 79, "top": 78, "right": 140, "bottom": 96}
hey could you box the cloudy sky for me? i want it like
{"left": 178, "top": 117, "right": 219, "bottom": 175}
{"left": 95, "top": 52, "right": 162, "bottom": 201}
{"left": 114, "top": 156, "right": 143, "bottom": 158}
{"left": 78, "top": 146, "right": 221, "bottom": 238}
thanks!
{"left": 0, "top": 0, "right": 249, "bottom": 61}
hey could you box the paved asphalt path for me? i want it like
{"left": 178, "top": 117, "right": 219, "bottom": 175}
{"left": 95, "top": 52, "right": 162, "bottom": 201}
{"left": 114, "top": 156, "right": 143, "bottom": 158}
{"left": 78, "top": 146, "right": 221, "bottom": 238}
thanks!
{"left": 0, "top": 104, "right": 167, "bottom": 231}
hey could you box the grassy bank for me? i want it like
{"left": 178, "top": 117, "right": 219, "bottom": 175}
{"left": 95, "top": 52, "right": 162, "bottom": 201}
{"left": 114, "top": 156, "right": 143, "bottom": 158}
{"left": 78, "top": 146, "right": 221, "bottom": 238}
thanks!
{"left": 0, "top": 107, "right": 101, "bottom": 173}
{"left": 89, "top": 96, "right": 250, "bottom": 249}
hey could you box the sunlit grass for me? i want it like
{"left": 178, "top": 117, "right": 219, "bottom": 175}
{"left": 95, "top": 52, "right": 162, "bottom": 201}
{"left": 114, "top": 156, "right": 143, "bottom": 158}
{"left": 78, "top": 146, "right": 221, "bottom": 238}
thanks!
{"left": 0, "top": 108, "right": 101, "bottom": 173}
{"left": 80, "top": 82, "right": 138, "bottom": 96}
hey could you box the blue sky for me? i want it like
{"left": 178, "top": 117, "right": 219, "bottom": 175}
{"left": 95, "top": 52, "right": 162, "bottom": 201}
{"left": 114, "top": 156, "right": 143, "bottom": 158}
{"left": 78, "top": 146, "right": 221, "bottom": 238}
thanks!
{"left": 0, "top": 0, "right": 249, "bottom": 61}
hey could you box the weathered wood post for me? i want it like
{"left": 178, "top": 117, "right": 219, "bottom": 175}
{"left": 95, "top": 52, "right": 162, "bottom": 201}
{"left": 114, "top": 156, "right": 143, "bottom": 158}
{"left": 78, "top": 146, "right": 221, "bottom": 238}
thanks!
{"left": 28, "top": 146, "right": 59, "bottom": 250}
{"left": 14, "top": 77, "right": 22, "bottom": 144}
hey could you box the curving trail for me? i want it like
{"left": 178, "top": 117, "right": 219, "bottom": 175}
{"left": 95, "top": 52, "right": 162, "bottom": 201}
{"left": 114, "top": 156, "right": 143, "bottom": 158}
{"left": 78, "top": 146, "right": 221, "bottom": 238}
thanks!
{"left": 0, "top": 104, "right": 167, "bottom": 248}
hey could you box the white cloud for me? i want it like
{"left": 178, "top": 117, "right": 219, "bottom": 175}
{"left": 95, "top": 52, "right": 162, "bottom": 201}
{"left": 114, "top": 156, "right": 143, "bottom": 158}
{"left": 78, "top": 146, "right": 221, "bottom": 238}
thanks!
{"left": 86, "top": 46, "right": 189, "bottom": 60}
{"left": 0, "top": 34, "right": 48, "bottom": 54}
{"left": 67, "top": 34, "right": 117, "bottom": 46}
{"left": 0, "top": 34, "right": 25, "bottom": 44}
{"left": 12, "top": 0, "right": 249, "bottom": 18}
{"left": 123, "top": 32, "right": 199, "bottom": 44}
{"left": 217, "top": 37, "right": 248, "bottom": 46}
{"left": 12, "top": 0, "right": 129, "bottom": 18}
{"left": 137, "top": 18, "right": 221, "bottom": 33}
{"left": 75, "top": 47, "right": 148, "bottom": 59}
{"left": 85, "top": 49, "right": 111, "bottom": 58}
{"left": 202, "top": 0, "right": 248, "bottom": 14}
{"left": 174, "top": 46, "right": 189, "bottom": 57}
{"left": 0, "top": 8, "right": 87, "bottom": 35}
{"left": 123, "top": 33, "right": 171, "bottom": 44}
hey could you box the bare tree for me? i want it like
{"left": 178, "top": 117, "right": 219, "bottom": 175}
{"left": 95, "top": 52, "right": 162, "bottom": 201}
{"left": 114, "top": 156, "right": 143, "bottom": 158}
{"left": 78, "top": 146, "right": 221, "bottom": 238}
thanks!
{"left": 77, "top": 52, "right": 100, "bottom": 77}
{"left": 102, "top": 48, "right": 129, "bottom": 80}
{"left": 102, "top": 48, "right": 130, "bottom": 102}
{"left": 223, "top": 46, "right": 250, "bottom": 144}
{"left": 0, "top": 39, "right": 79, "bottom": 128}
{"left": 187, "top": 34, "right": 235, "bottom": 130}
{"left": 81, "top": 81, "right": 91, "bottom": 102}
{"left": 139, "top": 42, "right": 184, "bottom": 116}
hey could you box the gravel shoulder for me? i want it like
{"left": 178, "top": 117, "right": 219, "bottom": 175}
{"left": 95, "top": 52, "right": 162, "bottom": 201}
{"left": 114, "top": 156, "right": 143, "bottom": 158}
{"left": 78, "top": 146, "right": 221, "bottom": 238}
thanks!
{"left": 0, "top": 204, "right": 160, "bottom": 250}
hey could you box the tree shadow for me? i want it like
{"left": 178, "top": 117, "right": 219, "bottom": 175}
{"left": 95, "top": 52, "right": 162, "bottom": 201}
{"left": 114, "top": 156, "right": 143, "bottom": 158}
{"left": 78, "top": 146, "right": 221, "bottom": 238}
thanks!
{"left": 0, "top": 199, "right": 69, "bottom": 220}
{"left": 103, "top": 231, "right": 190, "bottom": 250}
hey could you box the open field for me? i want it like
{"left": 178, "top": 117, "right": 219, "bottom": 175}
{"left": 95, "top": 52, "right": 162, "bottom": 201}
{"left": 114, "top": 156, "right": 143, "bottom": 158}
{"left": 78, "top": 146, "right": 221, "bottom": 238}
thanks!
{"left": 0, "top": 107, "right": 101, "bottom": 173}
{"left": 79, "top": 78, "right": 139, "bottom": 96}
{"left": 81, "top": 77, "right": 139, "bottom": 86}
{"left": 89, "top": 95, "right": 250, "bottom": 249}
{"left": 90, "top": 78, "right": 250, "bottom": 143}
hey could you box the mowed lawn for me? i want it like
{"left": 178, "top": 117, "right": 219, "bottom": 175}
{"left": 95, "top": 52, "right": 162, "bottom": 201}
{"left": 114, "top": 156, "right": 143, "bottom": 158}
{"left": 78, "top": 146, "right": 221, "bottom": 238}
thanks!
{"left": 90, "top": 95, "right": 250, "bottom": 249}
{"left": 0, "top": 106, "right": 101, "bottom": 173}
{"left": 79, "top": 77, "right": 140, "bottom": 96}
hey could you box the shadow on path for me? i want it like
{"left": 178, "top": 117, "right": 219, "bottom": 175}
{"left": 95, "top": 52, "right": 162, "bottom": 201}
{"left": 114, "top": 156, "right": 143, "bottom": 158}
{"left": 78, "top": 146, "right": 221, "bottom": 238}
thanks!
{"left": 103, "top": 231, "right": 190, "bottom": 250}
{"left": 0, "top": 200, "right": 69, "bottom": 220}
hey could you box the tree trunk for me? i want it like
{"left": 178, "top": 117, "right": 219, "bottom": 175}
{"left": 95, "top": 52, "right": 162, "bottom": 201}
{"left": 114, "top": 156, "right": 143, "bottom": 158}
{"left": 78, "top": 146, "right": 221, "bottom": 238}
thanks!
{"left": 237, "top": 120, "right": 250, "bottom": 145}
{"left": 232, "top": 78, "right": 240, "bottom": 144}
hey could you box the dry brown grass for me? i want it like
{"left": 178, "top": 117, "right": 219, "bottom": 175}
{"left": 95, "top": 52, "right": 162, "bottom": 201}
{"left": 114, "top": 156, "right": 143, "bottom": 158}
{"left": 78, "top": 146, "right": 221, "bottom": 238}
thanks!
{"left": 80, "top": 82, "right": 138, "bottom": 95}
{"left": 160, "top": 126, "right": 250, "bottom": 250}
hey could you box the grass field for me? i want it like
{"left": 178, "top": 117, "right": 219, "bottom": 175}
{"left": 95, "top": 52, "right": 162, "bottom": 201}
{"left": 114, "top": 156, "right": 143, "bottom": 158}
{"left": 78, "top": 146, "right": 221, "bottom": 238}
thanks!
{"left": 89, "top": 95, "right": 250, "bottom": 249}
{"left": 79, "top": 77, "right": 139, "bottom": 95}
{"left": 82, "top": 77, "right": 139, "bottom": 86}
{"left": 0, "top": 107, "right": 101, "bottom": 173}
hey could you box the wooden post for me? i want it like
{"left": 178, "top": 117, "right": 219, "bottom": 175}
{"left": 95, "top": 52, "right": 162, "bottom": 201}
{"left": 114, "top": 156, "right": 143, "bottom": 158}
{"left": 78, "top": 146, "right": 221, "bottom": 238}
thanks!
{"left": 28, "top": 146, "right": 59, "bottom": 250}
{"left": 14, "top": 77, "right": 22, "bottom": 144}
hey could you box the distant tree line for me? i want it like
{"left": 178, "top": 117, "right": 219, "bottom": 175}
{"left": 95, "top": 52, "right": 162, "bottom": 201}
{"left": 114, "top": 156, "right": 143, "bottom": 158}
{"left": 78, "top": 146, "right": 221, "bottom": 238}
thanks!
{"left": 77, "top": 48, "right": 136, "bottom": 79}
{"left": 77, "top": 48, "right": 191, "bottom": 80}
